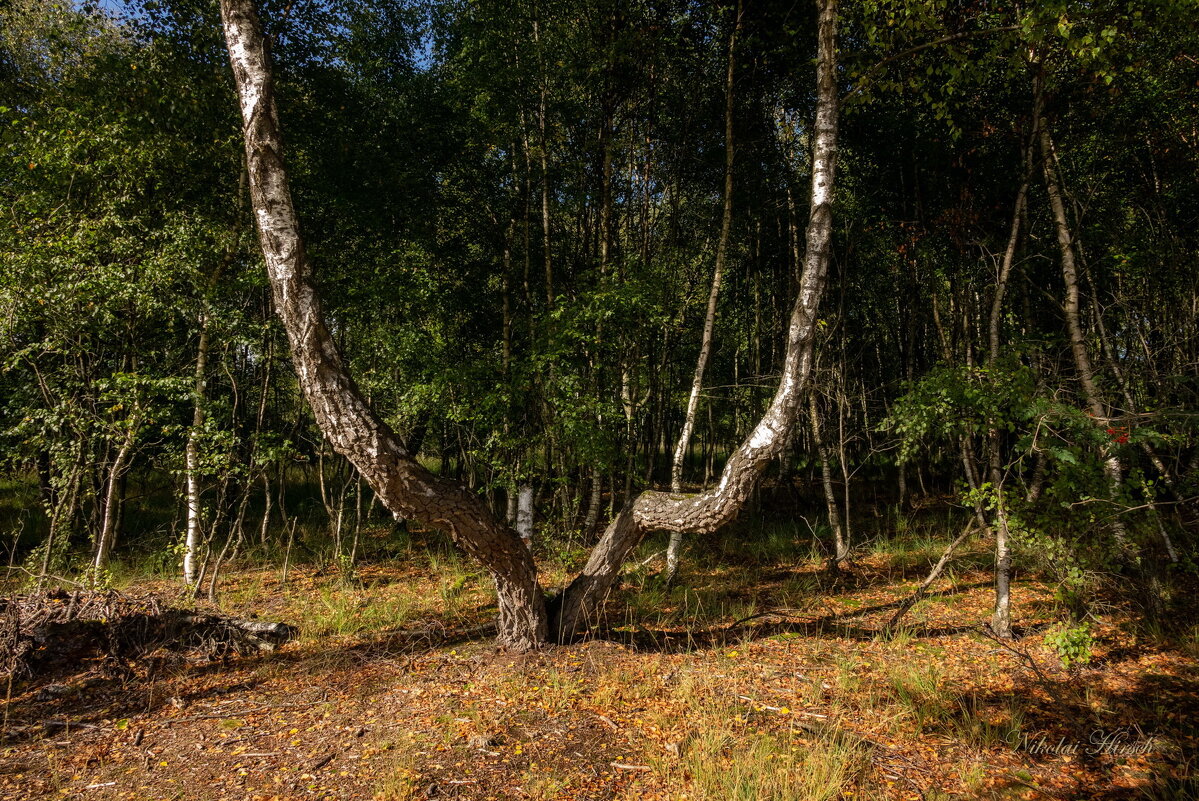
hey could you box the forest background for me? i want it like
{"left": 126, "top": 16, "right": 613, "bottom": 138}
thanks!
{"left": 1, "top": 0, "right": 1197, "bottom": 797}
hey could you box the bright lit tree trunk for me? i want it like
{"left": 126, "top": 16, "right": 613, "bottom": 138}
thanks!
{"left": 183, "top": 323, "right": 210, "bottom": 587}
{"left": 220, "top": 0, "right": 546, "bottom": 650}
{"left": 554, "top": 0, "right": 840, "bottom": 638}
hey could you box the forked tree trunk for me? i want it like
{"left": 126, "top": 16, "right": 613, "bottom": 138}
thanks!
{"left": 552, "top": 0, "right": 840, "bottom": 638}
{"left": 92, "top": 409, "right": 140, "bottom": 576}
{"left": 219, "top": 0, "right": 546, "bottom": 650}
{"left": 665, "top": 1, "right": 742, "bottom": 582}
{"left": 220, "top": 0, "right": 839, "bottom": 649}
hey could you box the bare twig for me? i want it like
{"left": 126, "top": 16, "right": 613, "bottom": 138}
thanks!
{"left": 594, "top": 713, "right": 619, "bottom": 731}
{"left": 633, "top": 550, "right": 665, "bottom": 569}
{"left": 977, "top": 624, "right": 1096, "bottom": 723}
{"left": 886, "top": 521, "right": 977, "bottom": 631}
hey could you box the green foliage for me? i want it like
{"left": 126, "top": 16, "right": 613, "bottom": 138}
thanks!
{"left": 885, "top": 359, "right": 1038, "bottom": 466}
{"left": 1044, "top": 621, "right": 1095, "bottom": 669}
{"left": 0, "top": 0, "right": 1195, "bottom": 631}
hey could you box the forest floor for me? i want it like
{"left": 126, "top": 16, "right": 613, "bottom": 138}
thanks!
{"left": 1, "top": 525, "right": 1196, "bottom": 801}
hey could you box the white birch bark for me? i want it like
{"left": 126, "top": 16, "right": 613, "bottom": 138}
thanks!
{"left": 222, "top": 0, "right": 840, "bottom": 649}
{"left": 183, "top": 324, "right": 210, "bottom": 586}
{"left": 553, "top": 0, "right": 841, "bottom": 638}
{"left": 219, "top": 0, "right": 546, "bottom": 650}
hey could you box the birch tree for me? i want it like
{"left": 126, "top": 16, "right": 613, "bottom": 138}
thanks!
{"left": 219, "top": 0, "right": 840, "bottom": 649}
{"left": 665, "top": 0, "right": 743, "bottom": 583}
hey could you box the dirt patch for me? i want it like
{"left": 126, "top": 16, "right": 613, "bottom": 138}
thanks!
{"left": 0, "top": 560, "right": 1194, "bottom": 800}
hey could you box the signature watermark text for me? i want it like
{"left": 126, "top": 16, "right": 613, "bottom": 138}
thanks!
{"left": 1014, "top": 729, "right": 1162, "bottom": 757}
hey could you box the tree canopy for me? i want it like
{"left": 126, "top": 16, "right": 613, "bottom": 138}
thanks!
{"left": 2, "top": 0, "right": 1197, "bottom": 647}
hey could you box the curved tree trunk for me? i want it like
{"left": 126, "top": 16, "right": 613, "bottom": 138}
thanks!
{"left": 219, "top": 0, "right": 546, "bottom": 651}
{"left": 553, "top": 0, "right": 840, "bottom": 639}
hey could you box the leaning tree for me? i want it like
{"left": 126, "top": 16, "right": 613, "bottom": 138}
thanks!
{"left": 218, "top": 0, "right": 840, "bottom": 651}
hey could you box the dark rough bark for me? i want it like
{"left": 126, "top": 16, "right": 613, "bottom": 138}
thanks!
{"left": 552, "top": 0, "right": 841, "bottom": 639}
{"left": 219, "top": 0, "right": 545, "bottom": 650}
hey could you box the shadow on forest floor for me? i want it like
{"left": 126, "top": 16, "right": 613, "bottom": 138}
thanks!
{"left": 596, "top": 578, "right": 998, "bottom": 653}
{"left": 2, "top": 546, "right": 1197, "bottom": 801}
